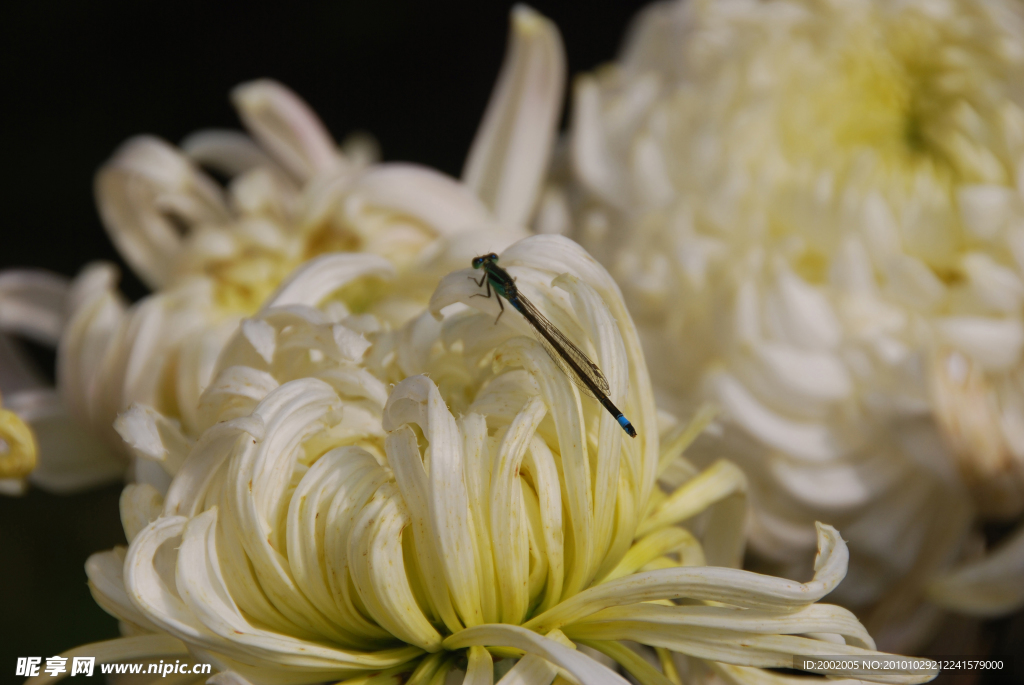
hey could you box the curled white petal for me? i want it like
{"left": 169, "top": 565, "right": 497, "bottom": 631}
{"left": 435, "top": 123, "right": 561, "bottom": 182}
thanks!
{"left": 114, "top": 403, "right": 193, "bottom": 474}
{"left": 231, "top": 80, "right": 340, "bottom": 181}
{"left": 348, "top": 163, "right": 494, "bottom": 236}
{"left": 95, "top": 137, "right": 229, "bottom": 288}
{"left": 264, "top": 252, "right": 394, "bottom": 310}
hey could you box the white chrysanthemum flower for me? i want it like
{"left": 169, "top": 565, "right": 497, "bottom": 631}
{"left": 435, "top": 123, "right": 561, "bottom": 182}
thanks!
{"left": 545, "top": 0, "right": 1024, "bottom": 647}
{"left": 31, "top": 236, "right": 932, "bottom": 685}
{"left": 0, "top": 6, "right": 563, "bottom": 495}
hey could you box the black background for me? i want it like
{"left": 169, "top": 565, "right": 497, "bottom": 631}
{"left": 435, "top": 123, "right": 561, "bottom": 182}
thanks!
{"left": 0, "top": 0, "right": 649, "bottom": 678}
{"left": 0, "top": 2, "right": 1020, "bottom": 684}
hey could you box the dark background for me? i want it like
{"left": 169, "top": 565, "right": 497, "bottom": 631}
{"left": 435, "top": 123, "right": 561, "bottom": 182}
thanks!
{"left": 0, "top": 2, "right": 1020, "bottom": 684}
{"left": 0, "top": 0, "right": 649, "bottom": 679}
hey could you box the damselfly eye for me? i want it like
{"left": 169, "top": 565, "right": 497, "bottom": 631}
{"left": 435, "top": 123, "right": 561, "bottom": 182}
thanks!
{"left": 488, "top": 253, "right": 499, "bottom": 262}
{"left": 472, "top": 256, "right": 484, "bottom": 269}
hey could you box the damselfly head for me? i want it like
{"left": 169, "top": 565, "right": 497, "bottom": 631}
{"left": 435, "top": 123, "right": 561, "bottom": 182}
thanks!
{"left": 471, "top": 253, "right": 499, "bottom": 269}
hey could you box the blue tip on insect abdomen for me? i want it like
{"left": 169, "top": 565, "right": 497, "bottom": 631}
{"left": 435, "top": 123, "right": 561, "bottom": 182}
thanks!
{"left": 617, "top": 414, "right": 637, "bottom": 438}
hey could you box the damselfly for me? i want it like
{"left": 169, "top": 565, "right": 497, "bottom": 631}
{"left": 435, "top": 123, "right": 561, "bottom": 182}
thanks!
{"left": 470, "top": 253, "right": 637, "bottom": 438}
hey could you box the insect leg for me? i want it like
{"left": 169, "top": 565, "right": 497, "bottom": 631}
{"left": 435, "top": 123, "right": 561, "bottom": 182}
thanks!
{"left": 493, "top": 294, "right": 505, "bottom": 325}
{"left": 470, "top": 276, "right": 493, "bottom": 300}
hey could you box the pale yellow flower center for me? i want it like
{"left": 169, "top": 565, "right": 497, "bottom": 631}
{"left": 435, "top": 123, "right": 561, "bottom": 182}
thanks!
{"left": 194, "top": 213, "right": 432, "bottom": 315}
{"left": 782, "top": 10, "right": 1010, "bottom": 189}
{"left": 205, "top": 248, "right": 304, "bottom": 313}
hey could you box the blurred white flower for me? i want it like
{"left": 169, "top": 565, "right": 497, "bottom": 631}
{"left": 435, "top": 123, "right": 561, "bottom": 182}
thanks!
{"left": 545, "top": 0, "right": 1024, "bottom": 647}
{"left": 33, "top": 236, "right": 931, "bottom": 685}
{"left": 0, "top": 6, "right": 564, "bottom": 494}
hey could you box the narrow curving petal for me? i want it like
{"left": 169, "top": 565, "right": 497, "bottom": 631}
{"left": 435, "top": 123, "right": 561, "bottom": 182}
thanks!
{"left": 264, "top": 253, "right": 394, "bottom": 310}
{"left": 231, "top": 80, "right": 340, "bottom": 182}
{"left": 383, "top": 375, "right": 484, "bottom": 627}
{"left": 0, "top": 269, "right": 69, "bottom": 344}
{"left": 444, "top": 624, "right": 630, "bottom": 685}
{"left": 463, "top": 5, "right": 566, "bottom": 228}
{"left": 347, "top": 482, "right": 443, "bottom": 652}
{"left": 350, "top": 163, "right": 494, "bottom": 236}
{"left": 95, "top": 137, "right": 229, "bottom": 288}
{"left": 526, "top": 523, "right": 848, "bottom": 633}
{"left": 24, "top": 635, "right": 189, "bottom": 685}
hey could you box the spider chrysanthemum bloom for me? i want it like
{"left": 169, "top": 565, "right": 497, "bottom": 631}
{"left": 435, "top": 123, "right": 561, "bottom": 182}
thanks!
{"left": 0, "top": 6, "right": 563, "bottom": 495}
{"left": 544, "top": 0, "right": 1024, "bottom": 646}
{"left": 31, "top": 236, "right": 934, "bottom": 685}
